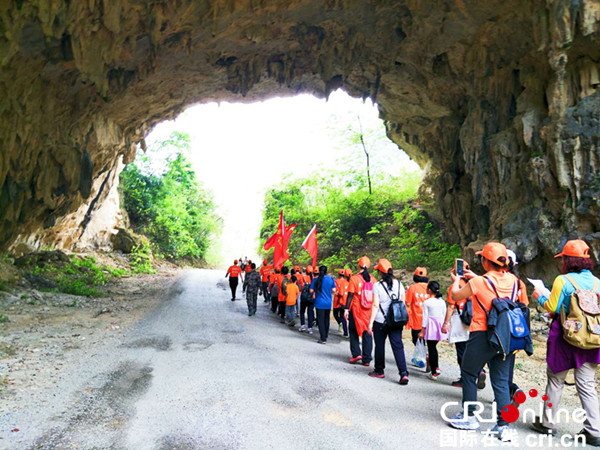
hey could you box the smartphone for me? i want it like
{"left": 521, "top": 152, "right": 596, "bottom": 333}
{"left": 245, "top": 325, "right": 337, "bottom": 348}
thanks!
{"left": 456, "top": 258, "right": 464, "bottom": 276}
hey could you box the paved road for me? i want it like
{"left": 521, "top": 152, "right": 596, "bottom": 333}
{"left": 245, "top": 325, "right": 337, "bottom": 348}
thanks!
{"left": 2, "top": 270, "right": 585, "bottom": 449}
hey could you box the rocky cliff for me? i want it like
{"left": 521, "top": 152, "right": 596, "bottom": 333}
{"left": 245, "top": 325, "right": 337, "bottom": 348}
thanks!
{"left": 0, "top": 0, "right": 599, "bottom": 271}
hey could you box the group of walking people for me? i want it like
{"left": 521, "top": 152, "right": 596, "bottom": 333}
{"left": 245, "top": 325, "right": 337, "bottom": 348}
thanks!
{"left": 223, "top": 238, "right": 600, "bottom": 445}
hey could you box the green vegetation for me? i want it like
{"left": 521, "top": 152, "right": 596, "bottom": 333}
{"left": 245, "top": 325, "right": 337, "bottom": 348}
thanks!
{"left": 129, "top": 241, "right": 156, "bottom": 274}
{"left": 0, "top": 315, "right": 9, "bottom": 324}
{"left": 120, "top": 132, "right": 221, "bottom": 262}
{"left": 259, "top": 169, "right": 460, "bottom": 272}
{"left": 28, "top": 256, "right": 127, "bottom": 297}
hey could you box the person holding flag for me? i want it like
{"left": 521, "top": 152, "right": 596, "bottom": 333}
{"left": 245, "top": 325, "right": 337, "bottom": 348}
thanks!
{"left": 302, "top": 224, "right": 318, "bottom": 268}
{"left": 263, "top": 210, "right": 296, "bottom": 270}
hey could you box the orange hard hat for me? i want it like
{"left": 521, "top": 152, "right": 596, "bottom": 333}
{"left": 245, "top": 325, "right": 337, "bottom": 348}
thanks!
{"left": 338, "top": 269, "right": 345, "bottom": 275}
{"left": 344, "top": 268, "right": 353, "bottom": 277}
{"left": 374, "top": 258, "right": 393, "bottom": 273}
{"left": 357, "top": 256, "right": 371, "bottom": 269}
{"left": 306, "top": 265, "right": 313, "bottom": 273}
{"left": 263, "top": 259, "right": 268, "bottom": 265}
{"left": 414, "top": 267, "right": 428, "bottom": 277}
{"left": 555, "top": 239, "right": 591, "bottom": 259}
{"left": 234, "top": 260, "right": 238, "bottom": 264}
{"left": 476, "top": 242, "right": 508, "bottom": 266}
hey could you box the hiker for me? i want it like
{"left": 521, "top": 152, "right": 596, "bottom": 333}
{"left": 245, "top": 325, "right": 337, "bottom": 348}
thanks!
{"left": 292, "top": 266, "right": 303, "bottom": 317}
{"left": 447, "top": 242, "right": 520, "bottom": 442}
{"left": 225, "top": 260, "right": 243, "bottom": 301}
{"left": 245, "top": 259, "right": 253, "bottom": 274}
{"left": 242, "top": 263, "right": 261, "bottom": 316}
{"left": 344, "top": 256, "right": 374, "bottom": 366}
{"left": 269, "top": 267, "right": 281, "bottom": 313}
{"left": 442, "top": 260, "right": 473, "bottom": 388}
{"left": 505, "top": 249, "right": 529, "bottom": 404}
{"left": 532, "top": 239, "right": 600, "bottom": 446}
{"left": 406, "top": 267, "right": 431, "bottom": 366}
{"left": 368, "top": 259, "right": 409, "bottom": 385}
{"left": 285, "top": 275, "right": 300, "bottom": 326}
{"left": 333, "top": 269, "right": 349, "bottom": 336}
{"left": 277, "top": 266, "right": 290, "bottom": 322}
{"left": 299, "top": 265, "right": 315, "bottom": 334}
{"left": 310, "top": 265, "right": 336, "bottom": 344}
{"left": 419, "top": 281, "right": 448, "bottom": 381}
{"left": 260, "top": 259, "right": 272, "bottom": 302}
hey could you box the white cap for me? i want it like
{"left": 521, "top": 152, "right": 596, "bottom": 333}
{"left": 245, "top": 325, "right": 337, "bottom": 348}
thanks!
{"left": 506, "top": 249, "right": 518, "bottom": 265}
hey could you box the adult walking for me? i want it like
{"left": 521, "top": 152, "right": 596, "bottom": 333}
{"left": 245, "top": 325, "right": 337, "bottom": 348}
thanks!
{"left": 368, "top": 259, "right": 409, "bottom": 385}
{"left": 405, "top": 267, "right": 431, "bottom": 350}
{"left": 333, "top": 269, "right": 349, "bottom": 336}
{"left": 259, "top": 259, "right": 272, "bottom": 302}
{"left": 243, "top": 263, "right": 262, "bottom": 316}
{"left": 442, "top": 261, "right": 472, "bottom": 388}
{"left": 225, "top": 260, "right": 242, "bottom": 301}
{"left": 345, "top": 256, "right": 373, "bottom": 366}
{"left": 532, "top": 239, "right": 600, "bottom": 446}
{"left": 447, "top": 242, "right": 520, "bottom": 442}
{"left": 310, "top": 265, "right": 336, "bottom": 344}
{"left": 299, "top": 265, "right": 315, "bottom": 334}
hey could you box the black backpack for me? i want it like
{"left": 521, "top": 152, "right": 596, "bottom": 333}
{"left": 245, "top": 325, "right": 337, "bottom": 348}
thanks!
{"left": 380, "top": 281, "right": 408, "bottom": 330}
{"left": 300, "top": 281, "right": 314, "bottom": 304}
{"left": 457, "top": 299, "right": 473, "bottom": 326}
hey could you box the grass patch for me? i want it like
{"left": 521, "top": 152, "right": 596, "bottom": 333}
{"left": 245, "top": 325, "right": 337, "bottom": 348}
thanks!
{"left": 27, "top": 255, "right": 130, "bottom": 297}
{"left": 0, "top": 314, "right": 9, "bottom": 324}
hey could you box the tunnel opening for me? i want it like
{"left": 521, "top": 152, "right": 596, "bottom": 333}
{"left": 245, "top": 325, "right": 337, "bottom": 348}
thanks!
{"left": 126, "top": 90, "right": 422, "bottom": 267}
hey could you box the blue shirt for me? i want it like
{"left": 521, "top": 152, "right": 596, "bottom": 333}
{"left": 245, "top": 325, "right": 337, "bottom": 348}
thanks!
{"left": 310, "top": 275, "right": 336, "bottom": 309}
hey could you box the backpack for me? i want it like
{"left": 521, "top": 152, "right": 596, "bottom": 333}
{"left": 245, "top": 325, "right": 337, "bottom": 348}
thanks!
{"left": 477, "top": 277, "right": 531, "bottom": 354}
{"left": 300, "top": 281, "right": 314, "bottom": 304}
{"left": 560, "top": 275, "right": 600, "bottom": 350}
{"left": 380, "top": 281, "right": 408, "bottom": 330}
{"left": 457, "top": 299, "right": 473, "bottom": 326}
{"left": 281, "top": 277, "right": 289, "bottom": 296}
{"left": 360, "top": 280, "right": 374, "bottom": 309}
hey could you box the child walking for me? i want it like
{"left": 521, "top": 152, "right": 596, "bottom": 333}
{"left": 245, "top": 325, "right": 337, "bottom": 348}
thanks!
{"left": 419, "top": 281, "right": 448, "bottom": 380}
{"left": 285, "top": 275, "right": 300, "bottom": 327}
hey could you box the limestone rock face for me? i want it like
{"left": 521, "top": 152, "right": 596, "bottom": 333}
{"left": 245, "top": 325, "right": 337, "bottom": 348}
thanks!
{"left": 0, "top": 1, "right": 599, "bottom": 268}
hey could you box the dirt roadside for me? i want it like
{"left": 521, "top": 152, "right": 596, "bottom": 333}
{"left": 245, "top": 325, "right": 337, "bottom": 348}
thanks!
{"left": 0, "top": 268, "right": 178, "bottom": 431}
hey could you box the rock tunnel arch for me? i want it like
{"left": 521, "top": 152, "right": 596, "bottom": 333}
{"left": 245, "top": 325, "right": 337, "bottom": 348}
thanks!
{"left": 1, "top": 1, "right": 600, "bottom": 271}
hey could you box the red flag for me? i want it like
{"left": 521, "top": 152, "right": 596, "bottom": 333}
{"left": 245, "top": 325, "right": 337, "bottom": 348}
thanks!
{"left": 264, "top": 211, "right": 296, "bottom": 268}
{"left": 302, "top": 224, "right": 318, "bottom": 268}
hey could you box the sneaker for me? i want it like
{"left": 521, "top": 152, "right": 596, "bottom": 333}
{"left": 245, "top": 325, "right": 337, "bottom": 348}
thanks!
{"left": 399, "top": 375, "right": 409, "bottom": 385}
{"left": 477, "top": 371, "right": 487, "bottom": 390}
{"left": 299, "top": 325, "right": 307, "bottom": 332}
{"left": 511, "top": 388, "right": 524, "bottom": 407}
{"left": 449, "top": 412, "right": 480, "bottom": 431}
{"left": 451, "top": 379, "right": 463, "bottom": 388}
{"left": 317, "top": 339, "right": 326, "bottom": 344}
{"left": 435, "top": 367, "right": 441, "bottom": 375}
{"left": 576, "top": 429, "right": 600, "bottom": 447}
{"left": 530, "top": 417, "right": 557, "bottom": 436}
{"left": 307, "top": 328, "right": 313, "bottom": 335}
{"left": 343, "top": 333, "right": 349, "bottom": 338}
{"left": 349, "top": 356, "right": 362, "bottom": 364}
{"left": 428, "top": 373, "right": 439, "bottom": 381}
{"left": 368, "top": 370, "right": 385, "bottom": 378}
{"left": 361, "top": 361, "right": 371, "bottom": 367}
{"left": 231, "top": 298, "right": 235, "bottom": 301}
{"left": 490, "top": 424, "right": 511, "bottom": 442}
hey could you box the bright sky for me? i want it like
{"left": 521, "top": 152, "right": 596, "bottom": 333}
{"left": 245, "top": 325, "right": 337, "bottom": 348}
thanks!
{"left": 144, "top": 90, "right": 420, "bottom": 267}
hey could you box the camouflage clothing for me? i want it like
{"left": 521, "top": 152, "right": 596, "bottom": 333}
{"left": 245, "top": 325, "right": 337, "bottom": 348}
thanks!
{"left": 243, "top": 270, "right": 261, "bottom": 316}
